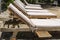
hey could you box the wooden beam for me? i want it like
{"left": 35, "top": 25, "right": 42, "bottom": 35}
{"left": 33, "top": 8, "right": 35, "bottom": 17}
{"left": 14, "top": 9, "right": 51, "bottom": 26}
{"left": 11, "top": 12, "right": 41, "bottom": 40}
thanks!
{"left": 1, "top": 28, "right": 31, "bottom": 32}
{"left": 1, "top": 27, "right": 60, "bottom": 32}
{"left": 29, "top": 15, "right": 57, "bottom": 19}
{"left": 1, "top": 24, "right": 30, "bottom": 32}
{"left": 0, "top": 21, "right": 4, "bottom": 39}
{"left": 0, "top": 32, "right": 2, "bottom": 37}
{"left": 10, "top": 31, "right": 18, "bottom": 40}
{"left": 35, "top": 31, "right": 52, "bottom": 38}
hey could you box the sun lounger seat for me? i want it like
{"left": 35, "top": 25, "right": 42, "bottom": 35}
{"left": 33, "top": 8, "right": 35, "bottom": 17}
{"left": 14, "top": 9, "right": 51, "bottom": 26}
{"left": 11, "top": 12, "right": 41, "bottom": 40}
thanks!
{"left": 27, "top": 12, "right": 55, "bottom": 16}
{"left": 27, "top": 12, "right": 56, "bottom": 18}
{"left": 31, "top": 19, "right": 60, "bottom": 27}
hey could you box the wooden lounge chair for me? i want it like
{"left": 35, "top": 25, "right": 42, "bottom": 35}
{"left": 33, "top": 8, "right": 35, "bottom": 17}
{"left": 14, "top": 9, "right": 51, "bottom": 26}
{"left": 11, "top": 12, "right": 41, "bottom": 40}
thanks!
{"left": 15, "top": 0, "right": 43, "bottom": 10}
{"left": 8, "top": 4, "right": 60, "bottom": 31}
{"left": 13, "top": 0, "right": 54, "bottom": 13}
{"left": 23, "top": 0, "right": 41, "bottom": 7}
{"left": 13, "top": 0, "right": 48, "bottom": 12}
{"left": 12, "top": 3, "right": 57, "bottom": 18}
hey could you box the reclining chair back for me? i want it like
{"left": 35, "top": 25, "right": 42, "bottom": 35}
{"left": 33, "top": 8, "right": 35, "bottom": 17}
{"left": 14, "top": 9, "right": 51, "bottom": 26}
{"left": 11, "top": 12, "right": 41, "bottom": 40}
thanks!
{"left": 13, "top": 0, "right": 28, "bottom": 15}
{"left": 8, "top": 4, "right": 35, "bottom": 27}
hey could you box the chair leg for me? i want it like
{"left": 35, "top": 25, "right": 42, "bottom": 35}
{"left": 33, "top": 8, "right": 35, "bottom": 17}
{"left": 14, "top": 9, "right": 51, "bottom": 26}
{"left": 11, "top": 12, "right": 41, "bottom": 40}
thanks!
{"left": 10, "top": 37, "right": 16, "bottom": 40}
{"left": 10, "top": 31, "right": 18, "bottom": 40}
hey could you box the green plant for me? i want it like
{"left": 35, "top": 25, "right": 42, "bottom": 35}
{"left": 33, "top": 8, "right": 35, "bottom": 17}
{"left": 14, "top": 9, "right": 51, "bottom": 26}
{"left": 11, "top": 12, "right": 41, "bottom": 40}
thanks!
{"left": 1, "top": 0, "right": 14, "bottom": 11}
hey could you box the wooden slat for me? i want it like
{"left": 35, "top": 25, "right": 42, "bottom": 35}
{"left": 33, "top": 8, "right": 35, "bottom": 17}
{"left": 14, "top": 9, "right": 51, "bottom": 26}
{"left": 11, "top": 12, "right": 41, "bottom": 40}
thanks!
{"left": 1, "top": 27, "right": 30, "bottom": 32}
{"left": 1, "top": 27, "right": 60, "bottom": 32}
{"left": 12, "top": 15, "right": 57, "bottom": 19}
{"left": 1, "top": 24, "right": 60, "bottom": 32}
{"left": 1, "top": 24, "right": 30, "bottom": 32}
{"left": 28, "top": 15, "right": 57, "bottom": 19}
{"left": 35, "top": 31, "right": 52, "bottom": 38}
{"left": 10, "top": 31, "right": 18, "bottom": 40}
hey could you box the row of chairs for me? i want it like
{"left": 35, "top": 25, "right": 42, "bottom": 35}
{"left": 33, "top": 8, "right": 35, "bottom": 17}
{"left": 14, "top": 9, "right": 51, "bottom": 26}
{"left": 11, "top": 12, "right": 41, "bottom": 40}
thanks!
{"left": 8, "top": 0, "right": 60, "bottom": 31}
{"left": 0, "top": 0, "right": 60, "bottom": 40}
{"left": 8, "top": 0, "right": 60, "bottom": 39}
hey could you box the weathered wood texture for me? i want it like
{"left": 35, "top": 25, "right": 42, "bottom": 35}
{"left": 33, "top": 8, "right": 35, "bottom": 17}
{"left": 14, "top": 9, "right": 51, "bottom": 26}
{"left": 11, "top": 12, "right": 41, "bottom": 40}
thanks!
{"left": 35, "top": 31, "right": 52, "bottom": 38}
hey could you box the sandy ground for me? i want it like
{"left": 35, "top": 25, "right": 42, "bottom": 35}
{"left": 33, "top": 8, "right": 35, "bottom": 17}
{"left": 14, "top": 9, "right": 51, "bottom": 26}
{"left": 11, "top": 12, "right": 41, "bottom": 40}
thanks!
{"left": 47, "top": 6, "right": 60, "bottom": 18}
